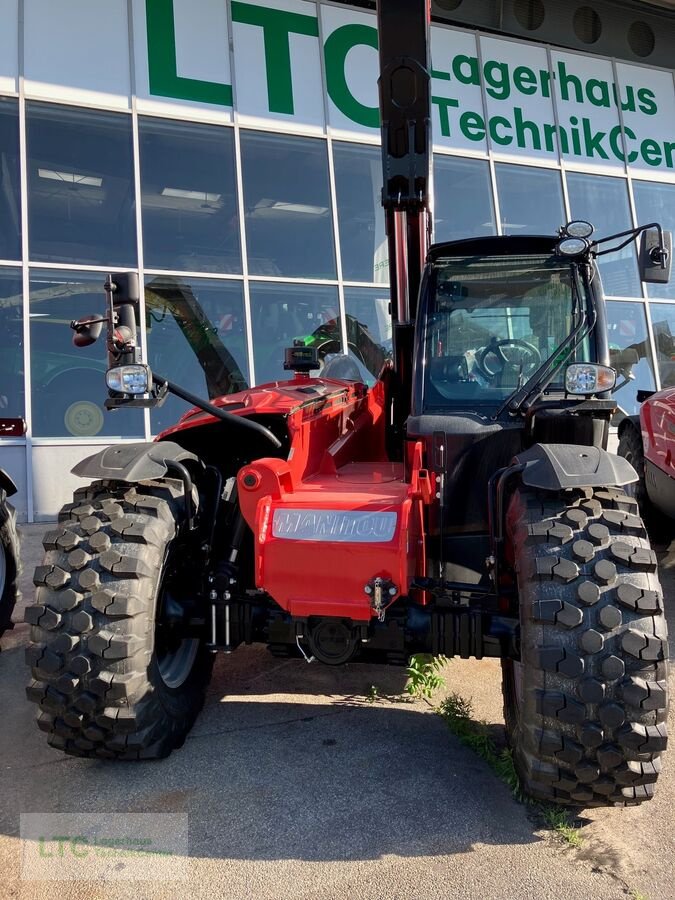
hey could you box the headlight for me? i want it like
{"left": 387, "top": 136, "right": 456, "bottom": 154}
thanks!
{"left": 557, "top": 237, "right": 589, "bottom": 256}
{"left": 106, "top": 364, "right": 151, "bottom": 395}
{"left": 563, "top": 220, "right": 594, "bottom": 239}
{"left": 565, "top": 363, "right": 616, "bottom": 395}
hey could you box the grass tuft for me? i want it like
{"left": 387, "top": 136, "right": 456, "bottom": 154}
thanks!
{"left": 438, "top": 691, "right": 583, "bottom": 847}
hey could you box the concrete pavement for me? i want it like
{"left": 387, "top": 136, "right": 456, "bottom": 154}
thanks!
{"left": 0, "top": 524, "right": 674, "bottom": 899}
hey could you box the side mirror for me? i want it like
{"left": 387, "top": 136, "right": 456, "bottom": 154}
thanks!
{"left": 71, "top": 315, "right": 104, "bottom": 348}
{"left": 639, "top": 227, "right": 672, "bottom": 284}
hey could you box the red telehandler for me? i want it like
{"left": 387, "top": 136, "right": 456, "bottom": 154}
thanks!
{"left": 26, "top": 1, "right": 671, "bottom": 807}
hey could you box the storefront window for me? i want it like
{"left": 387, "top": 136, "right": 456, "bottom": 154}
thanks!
{"left": 566, "top": 173, "right": 640, "bottom": 297}
{"left": 240, "top": 132, "right": 336, "bottom": 279}
{"left": 433, "top": 156, "right": 495, "bottom": 243}
{"left": 29, "top": 270, "right": 144, "bottom": 438}
{"left": 26, "top": 103, "right": 136, "bottom": 267}
{"left": 0, "top": 269, "right": 24, "bottom": 419}
{"left": 333, "top": 142, "right": 387, "bottom": 284}
{"left": 249, "top": 282, "right": 340, "bottom": 384}
{"left": 649, "top": 303, "right": 675, "bottom": 388}
{"left": 145, "top": 276, "right": 248, "bottom": 435}
{"left": 633, "top": 181, "right": 675, "bottom": 301}
{"left": 606, "top": 300, "right": 655, "bottom": 416}
{"left": 0, "top": 100, "right": 21, "bottom": 261}
{"left": 495, "top": 164, "right": 564, "bottom": 235}
{"left": 344, "top": 286, "right": 392, "bottom": 379}
{"left": 139, "top": 118, "right": 241, "bottom": 274}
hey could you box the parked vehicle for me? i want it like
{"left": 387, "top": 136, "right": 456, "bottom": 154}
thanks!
{"left": 0, "top": 418, "right": 24, "bottom": 642}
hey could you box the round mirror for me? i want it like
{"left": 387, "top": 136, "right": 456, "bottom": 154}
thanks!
{"left": 557, "top": 237, "right": 589, "bottom": 256}
{"left": 565, "top": 220, "right": 594, "bottom": 239}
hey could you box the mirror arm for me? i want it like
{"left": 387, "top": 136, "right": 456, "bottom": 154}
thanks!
{"left": 594, "top": 222, "right": 668, "bottom": 269}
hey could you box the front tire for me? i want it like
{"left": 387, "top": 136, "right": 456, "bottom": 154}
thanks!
{"left": 503, "top": 485, "right": 669, "bottom": 807}
{"left": 25, "top": 478, "right": 213, "bottom": 759}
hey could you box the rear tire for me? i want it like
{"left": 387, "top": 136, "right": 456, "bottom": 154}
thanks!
{"left": 25, "top": 478, "right": 213, "bottom": 759}
{"left": 0, "top": 492, "right": 20, "bottom": 641}
{"left": 503, "top": 485, "right": 669, "bottom": 807}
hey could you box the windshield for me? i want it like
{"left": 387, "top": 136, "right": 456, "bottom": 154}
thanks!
{"left": 422, "top": 254, "right": 588, "bottom": 411}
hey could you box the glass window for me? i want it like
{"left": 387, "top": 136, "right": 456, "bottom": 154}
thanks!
{"left": 649, "top": 303, "right": 675, "bottom": 388}
{"left": 29, "top": 270, "right": 144, "bottom": 438}
{"left": 139, "top": 118, "right": 241, "bottom": 274}
{"left": 333, "top": 142, "right": 387, "bottom": 284}
{"left": 566, "top": 173, "right": 640, "bottom": 297}
{"left": 422, "top": 254, "right": 586, "bottom": 410}
{"left": 27, "top": 103, "right": 136, "bottom": 267}
{"left": 249, "top": 282, "right": 340, "bottom": 384}
{"left": 433, "top": 156, "right": 495, "bottom": 243}
{"left": 633, "top": 181, "right": 675, "bottom": 301}
{"left": 343, "top": 286, "right": 392, "bottom": 379}
{"left": 0, "top": 99, "right": 21, "bottom": 261}
{"left": 145, "top": 276, "right": 248, "bottom": 435}
{"left": 0, "top": 269, "right": 24, "bottom": 419}
{"left": 240, "top": 132, "right": 336, "bottom": 279}
{"left": 495, "top": 164, "right": 564, "bottom": 236}
{"left": 606, "top": 300, "right": 655, "bottom": 416}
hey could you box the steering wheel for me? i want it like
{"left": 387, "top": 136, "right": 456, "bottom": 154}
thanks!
{"left": 474, "top": 339, "right": 541, "bottom": 380}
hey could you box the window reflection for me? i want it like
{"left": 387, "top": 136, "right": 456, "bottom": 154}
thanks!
{"left": 240, "top": 132, "right": 336, "bottom": 279}
{"left": 333, "top": 142, "right": 387, "bottom": 283}
{"left": 649, "top": 303, "right": 675, "bottom": 388}
{"left": 633, "top": 181, "right": 675, "bottom": 301}
{"left": 29, "top": 270, "right": 143, "bottom": 438}
{"left": 139, "top": 118, "right": 241, "bottom": 274}
{"left": 27, "top": 103, "right": 136, "bottom": 267}
{"left": 566, "top": 173, "right": 640, "bottom": 297}
{"left": 0, "top": 269, "right": 24, "bottom": 419}
{"left": 249, "top": 282, "right": 340, "bottom": 384}
{"left": 0, "top": 100, "right": 21, "bottom": 261}
{"left": 495, "top": 164, "right": 564, "bottom": 236}
{"left": 145, "top": 276, "right": 248, "bottom": 435}
{"left": 606, "top": 300, "right": 655, "bottom": 415}
{"left": 343, "top": 286, "right": 392, "bottom": 378}
{"left": 433, "top": 156, "right": 495, "bottom": 243}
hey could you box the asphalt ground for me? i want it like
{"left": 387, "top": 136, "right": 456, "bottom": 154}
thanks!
{"left": 1, "top": 524, "right": 674, "bottom": 900}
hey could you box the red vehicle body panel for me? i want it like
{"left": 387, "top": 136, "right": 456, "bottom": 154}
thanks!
{"left": 641, "top": 386, "right": 675, "bottom": 482}
{"left": 160, "top": 375, "right": 434, "bottom": 621}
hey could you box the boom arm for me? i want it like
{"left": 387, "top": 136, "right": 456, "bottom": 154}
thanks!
{"left": 377, "top": 0, "right": 432, "bottom": 427}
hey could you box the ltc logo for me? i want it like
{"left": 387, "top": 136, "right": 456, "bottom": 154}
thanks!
{"left": 146, "top": 0, "right": 379, "bottom": 126}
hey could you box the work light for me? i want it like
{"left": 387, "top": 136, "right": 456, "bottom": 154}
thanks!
{"left": 565, "top": 363, "right": 615, "bottom": 395}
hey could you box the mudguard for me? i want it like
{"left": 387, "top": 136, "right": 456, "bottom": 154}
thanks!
{"left": 0, "top": 469, "right": 17, "bottom": 497}
{"left": 72, "top": 441, "right": 198, "bottom": 482}
{"left": 515, "top": 443, "right": 638, "bottom": 492}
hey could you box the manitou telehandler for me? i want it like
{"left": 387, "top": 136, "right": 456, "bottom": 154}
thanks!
{"left": 25, "top": 0, "right": 670, "bottom": 807}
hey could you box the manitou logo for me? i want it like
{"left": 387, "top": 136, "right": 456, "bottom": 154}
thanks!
{"left": 272, "top": 509, "right": 397, "bottom": 543}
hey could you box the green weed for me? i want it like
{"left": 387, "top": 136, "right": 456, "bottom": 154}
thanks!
{"left": 365, "top": 684, "right": 379, "bottom": 703}
{"left": 438, "top": 692, "right": 583, "bottom": 847}
{"left": 405, "top": 653, "right": 449, "bottom": 699}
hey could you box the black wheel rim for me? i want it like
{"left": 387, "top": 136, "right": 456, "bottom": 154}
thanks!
{"left": 154, "top": 557, "right": 200, "bottom": 690}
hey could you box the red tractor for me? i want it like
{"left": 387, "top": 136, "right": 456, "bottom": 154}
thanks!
{"left": 25, "top": 1, "right": 670, "bottom": 807}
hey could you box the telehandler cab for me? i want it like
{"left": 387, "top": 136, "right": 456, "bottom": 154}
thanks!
{"left": 26, "top": 0, "right": 670, "bottom": 807}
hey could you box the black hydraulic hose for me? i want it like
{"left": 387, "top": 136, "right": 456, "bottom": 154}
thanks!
{"left": 153, "top": 373, "right": 282, "bottom": 449}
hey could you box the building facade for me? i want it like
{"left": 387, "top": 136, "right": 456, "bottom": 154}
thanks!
{"left": 1, "top": 0, "right": 675, "bottom": 520}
